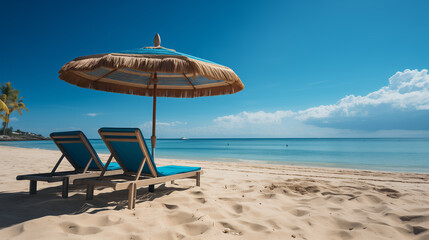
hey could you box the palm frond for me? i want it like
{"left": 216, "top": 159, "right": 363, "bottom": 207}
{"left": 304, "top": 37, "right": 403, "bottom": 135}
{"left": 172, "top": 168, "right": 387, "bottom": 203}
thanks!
{"left": 0, "top": 82, "right": 27, "bottom": 120}
{"left": 19, "top": 102, "right": 29, "bottom": 112}
{"left": 0, "top": 99, "right": 9, "bottom": 114}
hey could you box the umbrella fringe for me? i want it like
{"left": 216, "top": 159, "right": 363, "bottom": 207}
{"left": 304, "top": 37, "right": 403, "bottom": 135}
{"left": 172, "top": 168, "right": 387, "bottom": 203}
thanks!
{"left": 59, "top": 71, "right": 244, "bottom": 98}
{"left": 59, "top": 53, "right": 241, "bottom": 83}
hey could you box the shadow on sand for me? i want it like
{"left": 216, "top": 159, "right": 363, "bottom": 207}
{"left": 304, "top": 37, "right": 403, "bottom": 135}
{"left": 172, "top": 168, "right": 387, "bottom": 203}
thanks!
{"left": 0, "top": 183, "right": 189, "bottom": 229}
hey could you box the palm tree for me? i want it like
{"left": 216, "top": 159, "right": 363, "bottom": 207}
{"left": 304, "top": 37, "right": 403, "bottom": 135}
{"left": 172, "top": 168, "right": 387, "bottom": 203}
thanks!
{"left": 0, "top": 82, "right": 28, "bottom": 135}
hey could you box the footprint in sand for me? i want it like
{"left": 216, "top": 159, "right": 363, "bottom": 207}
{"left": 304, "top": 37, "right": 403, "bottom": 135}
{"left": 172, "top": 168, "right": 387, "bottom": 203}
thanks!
{"left": 336, "top": 230, "right": 353, "bottom": 239}
{"left": 163, "top": 203, "right": 179, "bottom": 210}
{"left": 374, "top": 187, "right": 402, "bottom": 198}
{"left": 232, "top": 203, "right": 243, "bottom": 214}
{"left": 323, "top": 195, "right": 346, "bottom": 204}
{"left": 194, "top": 197, "right": 206, "bottom": 204}
{"left": 190, "top": 190, "right": 204, "bottom": 196}
{"left": 239, "top": 220, "right": 269, "bottom": 232}
{"left": 360, "top": 194, "right": 383, "bottom": 204}
{"left": 162, "top": 211, "right": 197, "bottom": 226}
{"left": 59, "top": 222, "right": 102, "bottom": 235}
{"left": 91, "top": 215, "right": 123, "bottom": 226}
{"left": 265, "top": 219, "right": 281, "bottom": 230}
{"left": 180, "top": 223, "right": 210, "bottom": 236}
{"left": 289, "top": 208, "right": 310, "bottom": 217}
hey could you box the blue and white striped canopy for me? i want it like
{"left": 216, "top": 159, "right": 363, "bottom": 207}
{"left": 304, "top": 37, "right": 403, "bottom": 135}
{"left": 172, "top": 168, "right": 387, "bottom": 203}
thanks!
{"left": 59, "top": 43, "right": 243, "bottom": 98}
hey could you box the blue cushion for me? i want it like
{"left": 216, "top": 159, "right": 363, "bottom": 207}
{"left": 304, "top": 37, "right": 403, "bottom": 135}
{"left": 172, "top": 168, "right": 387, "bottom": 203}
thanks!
{"left": 157, "top": 165, "right": 201, "bottom": 176}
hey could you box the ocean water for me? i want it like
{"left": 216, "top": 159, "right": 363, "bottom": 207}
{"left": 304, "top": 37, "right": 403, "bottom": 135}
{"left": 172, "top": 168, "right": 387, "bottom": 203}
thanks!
{"left": 1, "top": 138, "right": 428, "bottom": 173}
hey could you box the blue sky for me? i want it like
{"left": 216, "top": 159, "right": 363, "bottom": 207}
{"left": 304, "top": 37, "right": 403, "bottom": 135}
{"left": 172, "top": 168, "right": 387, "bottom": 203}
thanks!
{"left": 1, "top": 0, "right": 428, "bottom": 138}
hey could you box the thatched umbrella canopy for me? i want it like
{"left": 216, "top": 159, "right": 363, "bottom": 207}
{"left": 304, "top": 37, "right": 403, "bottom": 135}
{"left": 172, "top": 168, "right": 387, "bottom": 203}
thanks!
{"left": 59, "top": 34, "right": 244, "bottom": 156}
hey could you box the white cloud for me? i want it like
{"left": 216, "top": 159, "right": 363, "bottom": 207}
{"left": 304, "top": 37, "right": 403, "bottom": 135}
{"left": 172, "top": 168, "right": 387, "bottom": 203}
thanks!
{"left": 297, "top": 69, "right": 429, "bottom": 121}
{"left": 86, "top": 113, "right": 100, "bottom": 117}
{"left": 213, "top": 69, "right": 429, "bottom": 133}
{"left": 9, "top": 117, "right": 19, "bottom": 122}
{"left": 100, "top": 69, "right": 428, "bottom": 138}
{"left": 141, "top": 121, "right": 187, "bottom": 128}
{"left": 214, "top": 110, "right": 294, "bottom": 125}
{"left": 158, "top": 121, "right": 187, "bottom": 127}
{"left": 138, "top": 121, "right": 188, "bottom": 138}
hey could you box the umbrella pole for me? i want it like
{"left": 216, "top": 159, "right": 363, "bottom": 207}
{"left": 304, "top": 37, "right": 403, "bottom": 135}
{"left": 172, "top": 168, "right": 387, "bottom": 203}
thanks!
{"left": 151, "top": 73, "right": 158, "bottom": 158}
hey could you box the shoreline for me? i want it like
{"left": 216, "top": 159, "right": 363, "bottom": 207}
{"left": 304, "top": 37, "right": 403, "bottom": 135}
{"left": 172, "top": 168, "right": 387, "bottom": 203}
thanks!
{"left": 0, "top": 136, "right": 50, "bottom": 141}
{"left": 2, "top": 146, "right": 428, "bottom": 185}
{"left": 1, "top": 145, "right": 428, "bottom": 175}
{"left": 1, "top": 146, "right": 428, "bottom": 239}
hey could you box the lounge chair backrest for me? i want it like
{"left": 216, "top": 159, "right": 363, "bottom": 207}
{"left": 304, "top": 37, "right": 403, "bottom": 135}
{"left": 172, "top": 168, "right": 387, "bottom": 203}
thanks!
{"left": 98, "top": 128, "right": 157, "bottom": 177}
{"left": 50, "top": 131, "right": 103, "bottom": 171}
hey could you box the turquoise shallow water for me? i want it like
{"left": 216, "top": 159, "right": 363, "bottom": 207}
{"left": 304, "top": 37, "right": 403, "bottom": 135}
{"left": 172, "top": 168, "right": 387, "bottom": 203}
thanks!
{"left": 1, "top": 138, "right": 428, "bottom": 173}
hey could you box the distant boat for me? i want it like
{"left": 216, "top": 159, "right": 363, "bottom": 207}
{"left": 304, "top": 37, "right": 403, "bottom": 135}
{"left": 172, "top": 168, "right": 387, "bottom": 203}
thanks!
{"left": 180, "top": 137, "right": 188, "bottom": 140}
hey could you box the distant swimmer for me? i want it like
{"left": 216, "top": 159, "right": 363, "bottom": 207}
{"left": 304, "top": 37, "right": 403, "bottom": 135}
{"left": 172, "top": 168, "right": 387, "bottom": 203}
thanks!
{"left": 286, "top": 144, "right": 288, "bottom": 147}
{"left": 227, "top": 143, "right": 230, "bottom": 146}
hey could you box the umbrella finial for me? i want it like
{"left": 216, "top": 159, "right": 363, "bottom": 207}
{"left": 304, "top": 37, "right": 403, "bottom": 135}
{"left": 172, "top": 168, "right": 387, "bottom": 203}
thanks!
{"left": 154, "top": 33, "right": 161, "bottom": 47}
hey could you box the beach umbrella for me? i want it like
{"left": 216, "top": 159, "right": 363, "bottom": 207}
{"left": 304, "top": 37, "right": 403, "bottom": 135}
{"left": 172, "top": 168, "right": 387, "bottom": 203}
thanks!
{"left": 59, "top": 34, "right": 244, "bottom": 157}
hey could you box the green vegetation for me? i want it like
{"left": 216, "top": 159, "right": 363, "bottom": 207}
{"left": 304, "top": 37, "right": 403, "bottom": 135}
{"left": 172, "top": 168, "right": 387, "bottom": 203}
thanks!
{"left": 0, "top": 82, "right": 28, "bottom": 135}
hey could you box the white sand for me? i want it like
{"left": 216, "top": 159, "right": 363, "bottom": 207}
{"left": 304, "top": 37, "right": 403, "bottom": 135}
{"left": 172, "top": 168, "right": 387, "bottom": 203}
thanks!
{"left": 0, "top": 146, "right": 428, "bottom": 240}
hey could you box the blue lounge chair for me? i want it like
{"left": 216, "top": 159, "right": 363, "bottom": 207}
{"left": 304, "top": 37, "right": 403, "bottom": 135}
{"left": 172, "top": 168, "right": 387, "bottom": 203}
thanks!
{"left": 16, "top": 131, "right": 122, "bottom": 198}
{"left": 75, "top": 128, "right": 202, "bottom": 209}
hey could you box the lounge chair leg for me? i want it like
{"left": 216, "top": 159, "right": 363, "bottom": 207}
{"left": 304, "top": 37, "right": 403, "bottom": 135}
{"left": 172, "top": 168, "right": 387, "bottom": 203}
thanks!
{"left": 62, "top": 177, "right": 69, "bottom": 198}
{"left": 86, "top": 185, "right": 94, "bottom": 200}
{"left": 148, "top": 184, "right": 155, "bottom": 193}
{"left": 196, "top": 172, "right": 201, "bottom": 187}
{"left": 171, "top": 180, "right": 175, "bottom": 184}
{"left": 29, "top": 180, "right": 37, "bottom": 195}
{"left": 128, "top": 183, "right": 136, "bottom": 209}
